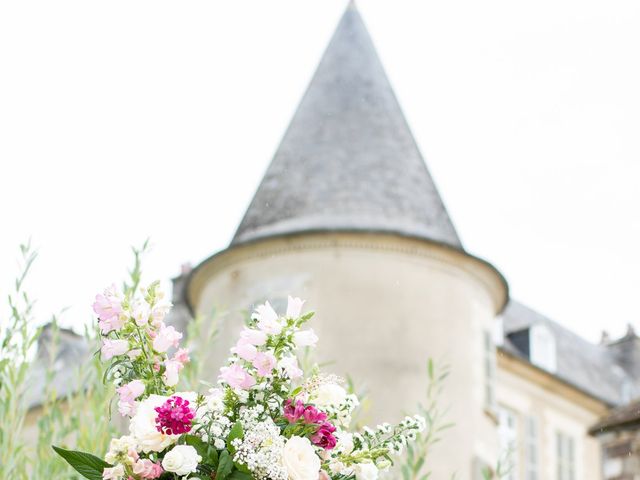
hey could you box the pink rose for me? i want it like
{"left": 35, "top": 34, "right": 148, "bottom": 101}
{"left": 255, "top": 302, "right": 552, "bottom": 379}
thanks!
{"left": 219, "top": 364, "right": 255, "bottom": 390}
{"left": 101, "top": 339, "right": 129, "bottom": 360}
{"left": 252, "top": 351, "right": 276, "bottom": 377}
{"left": 152, "top": 324, "right": 182, "bottom": 352}
{"left": 133, "top": 459, "right": 164, "bottom": 479}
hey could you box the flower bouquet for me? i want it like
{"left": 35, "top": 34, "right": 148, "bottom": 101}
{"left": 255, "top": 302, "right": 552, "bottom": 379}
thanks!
{"left": 54, "top": 282, "right": 425, "bottom": 480}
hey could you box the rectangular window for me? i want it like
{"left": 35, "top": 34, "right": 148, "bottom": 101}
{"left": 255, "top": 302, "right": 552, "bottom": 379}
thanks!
{"left": 556, "top": 431, "right": 575, "bottom": 480}
{"left": 524, "top": 416, "right": 538, "bottom": 480}
{"left": 498, "top": 407, "right": 519, "bottom": 480}
{"left": 484, "top": 329, "right": 496, "bottom": 409}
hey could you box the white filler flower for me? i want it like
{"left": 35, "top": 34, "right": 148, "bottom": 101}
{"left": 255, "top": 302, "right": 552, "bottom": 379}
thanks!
{"left": 162, "top": 445, "right": 202, "bottom": 476}
{"left": 281, "top": 436, "right": 321, "bottom": 480}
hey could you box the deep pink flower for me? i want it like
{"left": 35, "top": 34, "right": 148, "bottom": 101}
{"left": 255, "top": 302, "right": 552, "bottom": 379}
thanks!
{"left": 283, "top": 399, "right": 306, "bottom": 423}
{"left": 303, "top": 405, "right": 328, "bottom": 425}
{"left": 311, "top": 422, "right": 337, "bottom": 450}
{"left": 154, "top": 396, "right": 195, "bottom": 435}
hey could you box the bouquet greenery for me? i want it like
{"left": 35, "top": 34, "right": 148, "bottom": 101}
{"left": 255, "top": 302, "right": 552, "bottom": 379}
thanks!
{"left": 54, "top": 282, "right": 425, "bottom": 480}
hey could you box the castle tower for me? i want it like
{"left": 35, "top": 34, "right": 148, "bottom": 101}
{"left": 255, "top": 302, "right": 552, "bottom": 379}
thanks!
{"left": 186, "top": 3, "right": 508, "bottom": 477}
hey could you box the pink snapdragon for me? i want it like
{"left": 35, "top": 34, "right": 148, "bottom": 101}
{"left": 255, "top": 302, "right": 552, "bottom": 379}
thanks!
{"left": 252, "top": 351, "right": 276, "bottom": 377}
{"left": 152, "top": 324, "right": 182, "bottom": 352}
{"left": 154, "top": 396, "right": 194, "bottom": 435}
{"left": 101, "top": 339, "right": 129, "bottom": 360}
{"left": 303, "top": 405, "right": 328, "bottom": 425}
{"left": 116, "top": 380, "right": 145, "bottom": 416}
{"left": 283, "top": 399, "right": 306, "bottom": 423}
{"left": 219, "top": 364, "right": 256, "bottom": 390}
{"left": 293, "top": 329, "right": 318, "bottom": 348}
{"left": 253, "top": 301, "right": 282, "bottom": 334}
{"left": 279, "top": 355, "right": 303, "bottom": 379}
{"left": 231, "top": 338, "right": 258, "bottom": 361}
{"left": 240, "top": 328, "right": 267, "bottom": 346}
{"left": 133, "top": 459, "right": 163, "bottom": 479}
{"left": 131, "top": 300, "right": 150, "bottom": 327}
{"left": 163, "top": 348, "right": 190, "bottom": 386}
{"left": 311, "top": 422, "right": 337, "bottom": 450}
{"left": 286, "top": 296, "right": 305, "bottom": 318}
{"left": 93, "top": 285, "right": 122, "bottom": 321}
{"left": 150, "top": 304, "right": 170, "bottom": 327}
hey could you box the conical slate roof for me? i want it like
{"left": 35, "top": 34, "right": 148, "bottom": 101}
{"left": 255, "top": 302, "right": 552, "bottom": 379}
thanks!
{"left": 232, "top": 2, "right": 462, "bottom": 249}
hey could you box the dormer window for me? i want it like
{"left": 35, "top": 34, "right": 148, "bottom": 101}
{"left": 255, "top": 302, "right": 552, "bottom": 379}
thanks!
{"left": 530, "top": 324, "right": 557, "bottom": 373}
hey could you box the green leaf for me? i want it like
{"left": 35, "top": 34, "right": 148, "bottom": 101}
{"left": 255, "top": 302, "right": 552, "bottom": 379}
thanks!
{"left": 52, "top": 445, "right": 111, "bottom": 480}
{"left": 216, "top": 449, "right": 234, "bottom": 480}
{"left": 228, "top": 470, "right": 253, "bottom": 480}
{"left": 227, "top": 420, "right": 244, "bottom": 454}
{"left": 185, "top": 435, "right": 219, "bottom": 468}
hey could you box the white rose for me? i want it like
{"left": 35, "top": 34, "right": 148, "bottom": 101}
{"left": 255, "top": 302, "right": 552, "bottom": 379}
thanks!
{"left": 354, "top": 463, "right": 379, "bottom": 480}
{"left": 129, "top": 392, "right": 196, "bottom": 453}
{"left": 281, "top": 436, "right": 321, "bottom": 480}
{"left": 313, "top": 383, "right": 347, "bottom": 408}
{"left": 162, "top": 445, "right": 202, "bottom": 476}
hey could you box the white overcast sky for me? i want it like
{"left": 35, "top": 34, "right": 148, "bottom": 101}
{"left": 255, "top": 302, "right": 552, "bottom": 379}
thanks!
{"left": 1, "top": 0, "right": 639, "bottom": 343}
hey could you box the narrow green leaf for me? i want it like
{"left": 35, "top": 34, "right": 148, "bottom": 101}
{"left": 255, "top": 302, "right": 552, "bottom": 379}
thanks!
{"left": 52, "top": 445, "right": 111, "bottom": 480}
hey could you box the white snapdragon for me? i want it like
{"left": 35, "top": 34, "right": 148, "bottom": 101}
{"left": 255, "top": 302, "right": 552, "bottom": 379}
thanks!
{"left": 293, "top": 329, "right": 319, "bottom": 348}
{"left": 253, "top": 301, "right": 283, "bottom": 335}
{"left": 354, "top": 462, "right": 379, "bottom": 480}
{"left": 104, "top": 435, "right": 137, "bottom": 464}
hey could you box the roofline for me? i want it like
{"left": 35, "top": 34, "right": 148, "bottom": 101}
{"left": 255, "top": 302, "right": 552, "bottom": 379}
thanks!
{"left": 184, "top": 229, "right": 509, "bottom": 317}
{"left": 589, "top": 415, "right": 640, "bottom": 435}
{"left": 498, "top": 346, "right": 616, "bottom": 409}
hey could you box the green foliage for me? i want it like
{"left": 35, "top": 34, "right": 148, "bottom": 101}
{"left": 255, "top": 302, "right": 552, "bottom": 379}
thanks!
{"left": 51, "top": 446, "right": 112, "bottom": 480}
{"left": 0, "top": 242, "right": 137, "bottom": 479}
{"left": 400, "top": 358, "right": 453, "bottom": 480}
